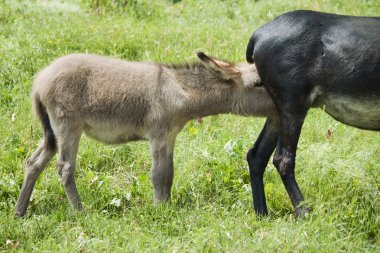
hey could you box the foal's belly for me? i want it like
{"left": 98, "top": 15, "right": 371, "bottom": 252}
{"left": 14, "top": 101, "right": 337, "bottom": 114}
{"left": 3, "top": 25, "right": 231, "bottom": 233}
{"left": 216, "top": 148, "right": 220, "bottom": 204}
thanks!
{"left": 83, "top": 120, "right": 147, "bottom": 144}
{"left": 314, "top": 94, "right": 380, "bottom": 131}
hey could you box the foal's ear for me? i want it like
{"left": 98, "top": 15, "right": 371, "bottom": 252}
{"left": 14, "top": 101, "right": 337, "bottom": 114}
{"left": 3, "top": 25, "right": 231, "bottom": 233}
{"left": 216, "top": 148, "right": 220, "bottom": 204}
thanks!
{"left": 197, "top": 52, "right": 241, "bottom": 80}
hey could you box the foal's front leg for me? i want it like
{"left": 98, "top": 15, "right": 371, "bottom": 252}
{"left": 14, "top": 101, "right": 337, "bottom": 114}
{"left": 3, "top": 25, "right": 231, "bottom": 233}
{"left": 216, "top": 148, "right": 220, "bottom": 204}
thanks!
{"left": 149, "top": 135, "right": 176, "bottom": 203}
{"left": 54, "top": 120, "right": 83, "bottom": 211}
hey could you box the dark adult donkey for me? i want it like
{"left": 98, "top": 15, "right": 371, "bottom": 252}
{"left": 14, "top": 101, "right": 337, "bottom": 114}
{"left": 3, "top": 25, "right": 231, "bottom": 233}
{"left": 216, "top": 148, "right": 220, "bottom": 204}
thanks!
{"left": 245, "top": 10, "right": 380, "bottom": 217}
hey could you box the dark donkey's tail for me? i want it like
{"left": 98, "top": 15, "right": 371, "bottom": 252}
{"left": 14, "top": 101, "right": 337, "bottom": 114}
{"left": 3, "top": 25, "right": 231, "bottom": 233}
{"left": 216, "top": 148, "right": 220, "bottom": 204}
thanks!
{"left": 33, "top": 95, "right": 57, "bottom": 151}
{"left": 246, "top": 37, "right": 255, "bottom": 64}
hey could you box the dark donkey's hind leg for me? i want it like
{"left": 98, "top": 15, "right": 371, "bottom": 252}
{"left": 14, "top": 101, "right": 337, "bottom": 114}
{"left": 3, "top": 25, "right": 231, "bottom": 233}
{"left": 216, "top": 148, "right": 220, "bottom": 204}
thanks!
{"left": 247, "top": 118, "right": 280, "bottom": 216}
{"left": 272, "top": 97, "right": 311, "bottom": 218}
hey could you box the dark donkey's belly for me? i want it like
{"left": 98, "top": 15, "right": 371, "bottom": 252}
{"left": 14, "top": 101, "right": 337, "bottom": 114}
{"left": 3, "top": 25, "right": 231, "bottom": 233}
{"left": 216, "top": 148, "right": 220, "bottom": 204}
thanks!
{"left": 315, "top": 93, "right": 380, "bottom": 131}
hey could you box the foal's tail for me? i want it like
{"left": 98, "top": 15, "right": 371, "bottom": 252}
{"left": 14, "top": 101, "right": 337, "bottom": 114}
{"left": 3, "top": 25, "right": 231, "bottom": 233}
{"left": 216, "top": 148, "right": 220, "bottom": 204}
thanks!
{"left": 246, "top": 36, "right": 255, "bottom": 64}
{"left": 32, "top": 94, "right": 57, "bottom": 151}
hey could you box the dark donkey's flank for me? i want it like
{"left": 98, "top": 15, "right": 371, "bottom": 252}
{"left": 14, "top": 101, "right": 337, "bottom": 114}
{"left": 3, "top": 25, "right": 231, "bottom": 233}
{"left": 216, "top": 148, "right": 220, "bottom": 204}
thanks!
{"left": 246, "top": 10, "right": 380, "bottom": 217}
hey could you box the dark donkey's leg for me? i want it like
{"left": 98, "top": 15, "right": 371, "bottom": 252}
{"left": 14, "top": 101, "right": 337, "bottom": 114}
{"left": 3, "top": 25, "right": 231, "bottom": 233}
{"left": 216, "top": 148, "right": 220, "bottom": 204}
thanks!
{"left": 272, "top": 101, "right": 310, "bottom": 218}
{"left": 247, "top": 118, "right": 280, "bottom": 216}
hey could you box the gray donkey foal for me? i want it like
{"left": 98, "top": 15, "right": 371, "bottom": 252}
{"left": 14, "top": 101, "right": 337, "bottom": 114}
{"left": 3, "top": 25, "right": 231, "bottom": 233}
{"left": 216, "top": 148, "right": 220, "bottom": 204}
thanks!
{"left": 16, "top": 52, "right": 277, "bottom": 216}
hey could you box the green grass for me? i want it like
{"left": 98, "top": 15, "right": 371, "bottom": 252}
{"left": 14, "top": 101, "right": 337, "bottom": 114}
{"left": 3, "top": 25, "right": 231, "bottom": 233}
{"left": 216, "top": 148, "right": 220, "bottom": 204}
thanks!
{"left": 1, "top": 0, "right": 379, "bottom": 251}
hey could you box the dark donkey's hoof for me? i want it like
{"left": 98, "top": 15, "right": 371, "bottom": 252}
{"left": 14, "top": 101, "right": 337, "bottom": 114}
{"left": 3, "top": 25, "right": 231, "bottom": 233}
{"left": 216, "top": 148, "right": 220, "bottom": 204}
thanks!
{"left": 294, "top": 206, "right": 311, "bottom": 219}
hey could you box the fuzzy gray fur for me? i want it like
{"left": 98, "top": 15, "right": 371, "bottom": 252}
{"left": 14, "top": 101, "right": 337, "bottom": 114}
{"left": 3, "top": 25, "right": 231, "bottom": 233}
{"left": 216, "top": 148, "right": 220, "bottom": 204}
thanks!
{"left": 16, "top": 52, "right": 277, "bottom": 216}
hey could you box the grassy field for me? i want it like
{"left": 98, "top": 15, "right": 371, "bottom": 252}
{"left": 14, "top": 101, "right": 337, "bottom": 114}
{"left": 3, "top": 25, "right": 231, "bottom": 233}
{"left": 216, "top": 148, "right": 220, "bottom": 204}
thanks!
{"left": 0, "top": 0, "right": 379, "bottom": 251}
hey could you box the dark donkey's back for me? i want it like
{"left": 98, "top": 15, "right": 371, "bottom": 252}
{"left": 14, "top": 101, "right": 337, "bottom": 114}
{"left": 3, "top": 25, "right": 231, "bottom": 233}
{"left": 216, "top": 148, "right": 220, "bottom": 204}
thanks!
{"left": 247, "top": 10, "right": 380, "bottom": 129}
{"left": 245, "top": 10, "right": 380, "bottom": 217}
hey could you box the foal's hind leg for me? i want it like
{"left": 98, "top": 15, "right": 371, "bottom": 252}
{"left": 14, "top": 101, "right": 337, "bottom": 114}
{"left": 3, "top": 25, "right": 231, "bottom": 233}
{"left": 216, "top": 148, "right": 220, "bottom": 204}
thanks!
{"left": 55, "top": 124, "right": 83, "bottom": 210}
{"left": 16, "top": 139, "right": 57, "bottom": 217}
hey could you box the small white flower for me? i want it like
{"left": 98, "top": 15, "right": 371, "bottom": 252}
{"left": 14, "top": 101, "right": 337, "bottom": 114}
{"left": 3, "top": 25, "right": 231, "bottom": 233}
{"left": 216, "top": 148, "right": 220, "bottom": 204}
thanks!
{"left": 77, "top": 232, "right": 87, "bottom": 248}
{"left": 110, "top": 198, "right": 121, "bottom": 207}
{"left": 223, "top": 140, "right": 236, "bottom": 154}
{"left": 124, "top": 192, "right": 131, "bottom": 201}
{"left": 35, "top": 215, "right": 44, "bottom": 221}
{"left": 11, "top": 113, "right": 16, "bottom": 122}
{"left": 243, "top": 184, "right": 251, "bottom": 193}
{"left": 6, "top": 239, "right": 18, "bottom": 250}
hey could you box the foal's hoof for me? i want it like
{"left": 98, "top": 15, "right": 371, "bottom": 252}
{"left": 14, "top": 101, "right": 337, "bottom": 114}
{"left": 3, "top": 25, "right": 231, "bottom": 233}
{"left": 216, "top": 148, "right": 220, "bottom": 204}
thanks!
{"left": 295, "top": 206, "right": 311, "bottom": 219}
{"left": 153, "top": 198, "right": 171, "bottom": 206}
{"left": 14, "top": 211, "right": 25, "bottom": 218}
{"left": 14, "top": 208, "right": 27, "bottom": 218}
{"left": 76, "top": 202, "right": 83, "bottom": 211}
